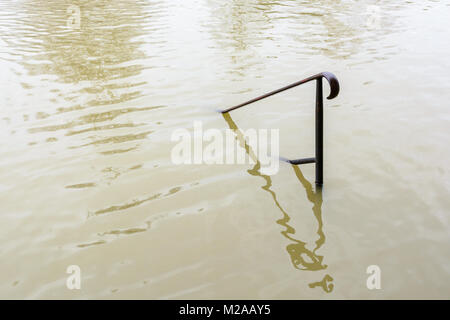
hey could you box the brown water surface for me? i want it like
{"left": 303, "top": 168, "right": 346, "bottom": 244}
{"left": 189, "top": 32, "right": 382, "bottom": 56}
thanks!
{"left": 0, "top": 0, "right": 449, "bottom": 299}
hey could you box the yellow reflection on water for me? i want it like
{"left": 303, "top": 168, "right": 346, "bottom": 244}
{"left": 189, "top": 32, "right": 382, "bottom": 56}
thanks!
{"left": 223, "top": 112, "right": 333, "bottom": 292}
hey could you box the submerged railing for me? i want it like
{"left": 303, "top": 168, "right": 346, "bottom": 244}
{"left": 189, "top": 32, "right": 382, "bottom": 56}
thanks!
{"left": 221, "top": 72, "right": 340, "bottom": 185}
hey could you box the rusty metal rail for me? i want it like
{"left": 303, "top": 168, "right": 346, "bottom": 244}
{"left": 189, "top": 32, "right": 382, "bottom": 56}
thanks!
{"left": 221, "top": 72, "right": 340, "bottom": 185}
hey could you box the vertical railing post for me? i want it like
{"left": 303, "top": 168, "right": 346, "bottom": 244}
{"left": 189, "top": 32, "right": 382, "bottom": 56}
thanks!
{"left": 315, "top": 78, "right": 323, "bottom": 185}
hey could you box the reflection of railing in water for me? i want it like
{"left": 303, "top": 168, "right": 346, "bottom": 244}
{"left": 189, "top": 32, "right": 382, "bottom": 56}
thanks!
{"left": 221, "top": 72, "right": 340, "bottom": 185}
{"left": 222, "top": 113, "right": 333, "bottom": 293}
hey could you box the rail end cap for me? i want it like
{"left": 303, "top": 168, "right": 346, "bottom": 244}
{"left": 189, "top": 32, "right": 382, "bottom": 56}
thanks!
{"left": 320, "top": 72, "right": 340, "bottom": 100}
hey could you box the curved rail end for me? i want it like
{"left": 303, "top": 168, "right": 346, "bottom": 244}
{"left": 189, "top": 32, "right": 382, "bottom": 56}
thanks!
{"left": 320, "top": 72, "right": 340, "bottom": 100}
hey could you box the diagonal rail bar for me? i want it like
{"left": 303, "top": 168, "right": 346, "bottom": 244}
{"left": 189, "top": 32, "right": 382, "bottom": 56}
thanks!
{"left": 220, "top": 72, "right": 340, "bottom": 185}
{"left": 221, "top": 72, "right": 339, "bottom": 113}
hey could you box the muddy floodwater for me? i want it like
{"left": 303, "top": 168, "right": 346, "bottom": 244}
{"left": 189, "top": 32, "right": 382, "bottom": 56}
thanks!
{"left": 0, "top": 0, "right": 449, "bottom": 299}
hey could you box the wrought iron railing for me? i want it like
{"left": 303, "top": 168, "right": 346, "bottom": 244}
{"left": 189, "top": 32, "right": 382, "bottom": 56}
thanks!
{"left": 221, "top": 72, "right": 340, "bottom": 185}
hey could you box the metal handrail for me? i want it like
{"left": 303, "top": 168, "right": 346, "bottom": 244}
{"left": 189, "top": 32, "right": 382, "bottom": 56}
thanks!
{"left": 221, "top": 72, "right": 340, "bottom": 185}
